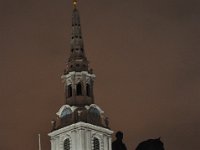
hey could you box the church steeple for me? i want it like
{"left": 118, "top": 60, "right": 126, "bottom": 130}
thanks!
{"left": 48, "top": 3, "right": 113, "bottom": 150}
{"left": 62, "top": 0, "right": 94, "bottom": 107}
{"left": 66, "top": 0, "right": 89, "bottom": 73}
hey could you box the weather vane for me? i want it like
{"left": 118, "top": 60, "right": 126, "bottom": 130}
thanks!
{"left": 73, "top": 0, "right": 78, "bottom": 9}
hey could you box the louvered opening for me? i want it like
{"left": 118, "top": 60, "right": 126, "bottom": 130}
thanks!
{"left": 64, "top": 138, "right": 70, "bottom": 150}
{"left": 93, "top": 138, "right": 100, "bottom": 150}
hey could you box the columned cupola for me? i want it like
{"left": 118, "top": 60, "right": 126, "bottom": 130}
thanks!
{"left": 48, "top": 1, "right": 113, "bottom": 150}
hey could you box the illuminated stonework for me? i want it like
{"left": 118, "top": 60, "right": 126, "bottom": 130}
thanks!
{"left": 49, "top": 122, "right": 112, "bottom": 150}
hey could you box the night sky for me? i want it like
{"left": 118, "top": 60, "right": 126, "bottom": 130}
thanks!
{"left": 0, "top": 0, "right": 200, "bottom": 150}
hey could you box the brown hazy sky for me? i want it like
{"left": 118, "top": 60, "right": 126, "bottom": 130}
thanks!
{"left": 0, "top": 0, "right": 200, "bottom": 150}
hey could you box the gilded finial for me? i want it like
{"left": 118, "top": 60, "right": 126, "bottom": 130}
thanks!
{"left": 73, "top": 0, "right": 78, "bottom": 9}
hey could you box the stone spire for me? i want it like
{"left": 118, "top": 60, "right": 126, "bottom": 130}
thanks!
{"left": 48, "top": 4, "right": 113, "bottom": 148}
{"left": 57, "top": 0, "right": 110, "bottom": 130}
{"left": 66, "top": 0, "right": 89, "bottom": 73}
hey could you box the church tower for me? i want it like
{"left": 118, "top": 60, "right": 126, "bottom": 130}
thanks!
{"left": 48, "top": 1, "right": 113, "bottom": 150}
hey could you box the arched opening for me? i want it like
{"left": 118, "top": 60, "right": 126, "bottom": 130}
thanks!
{"left": 93, "top": 137, "right": 100, "bottom": 150}
{"left": 88, "top": 107, "right": 100, "bottom": 125}
{"left": 64, "top": 138, "right": 70, "bottom": 150}
{"left": 89, "top": 107, "right": 100, "bottom": 118}
{"left": 68, "top": 85, "right": 72, "bottom": 97}
{"left": 61, "top": 108, "right": 73, "bottom": 125}
{"left": 77, "top": 83, "right": 82, "bottom": 96}
{"left": 86, "top": 84, "right": 90, "bottom": 96}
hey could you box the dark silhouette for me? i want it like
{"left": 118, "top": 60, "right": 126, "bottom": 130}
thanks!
{"left": 136, "top": 138, "right": 165, "bottom": 150}
{"left": 112, "top": 131, "right": 127, "bottom": 150}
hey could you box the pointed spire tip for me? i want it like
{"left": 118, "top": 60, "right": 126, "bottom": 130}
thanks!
{"left": 73, "top": 0, "right": 78, "bottom": 9}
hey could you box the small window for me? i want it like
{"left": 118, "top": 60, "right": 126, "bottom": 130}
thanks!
{"left": 68, "top": 85, "right": 72, "bottom": 97}
{"left": 61, "top": 108, "right": 72, "bottom": 118}
{"left": 86, "top": 84, "right": 90, "bottom": 96}
{"left": 93, "top": 138, "right": 100, "bottom": 150}
{"left": 77, "top": 83, "right": 82, "bottom": 96}
{"left": 89, "top": 107, "right": 100, "bottom": 118}
{"left": 64, "top": 138, "right": 70, "bottom": 150}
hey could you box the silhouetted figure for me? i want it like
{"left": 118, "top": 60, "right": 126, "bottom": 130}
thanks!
{"left": 136, "top": 138, "right": 165, "bottom": 150}
{"left": 112, "top": 131, "right": 127, "bottom": 150}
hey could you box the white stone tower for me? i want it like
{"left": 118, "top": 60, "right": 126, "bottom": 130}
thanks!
{"left": 48, "top": 1, "right": 113, "bottom": 150}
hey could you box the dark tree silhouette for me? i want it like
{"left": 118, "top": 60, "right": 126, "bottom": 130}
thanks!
{"left": 135, "top": 138, "right": 165, "bottom": 150}
{"left": 112, "top": 131, "right": 127, "bottom": 150}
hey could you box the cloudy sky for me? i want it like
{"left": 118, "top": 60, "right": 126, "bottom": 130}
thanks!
{"left": 0, "top": 0, "right": 200, "bottom": 149}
